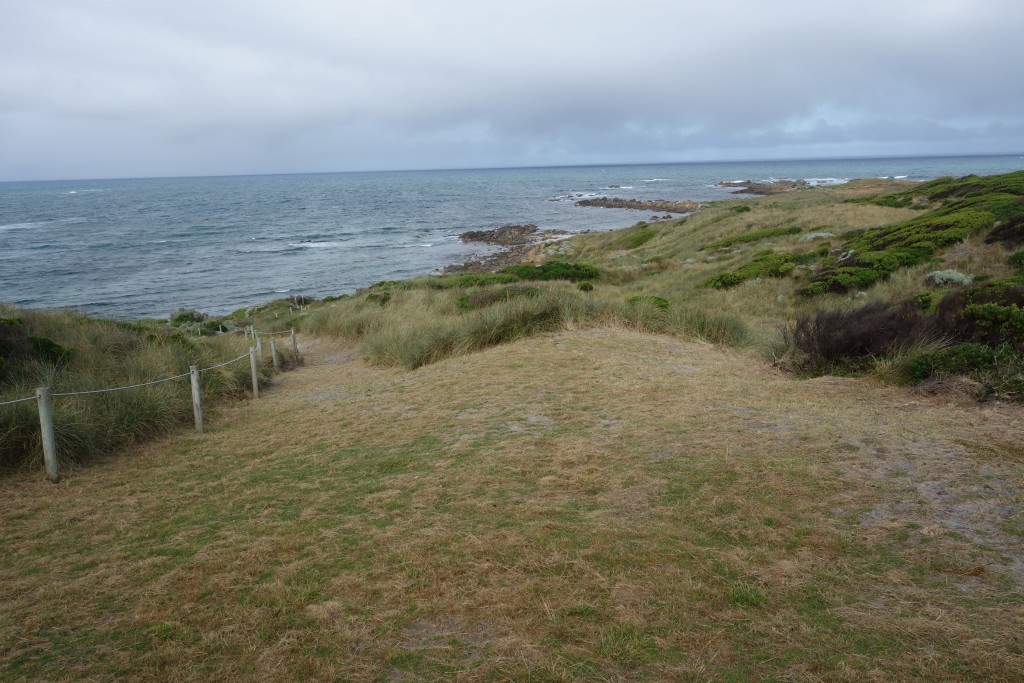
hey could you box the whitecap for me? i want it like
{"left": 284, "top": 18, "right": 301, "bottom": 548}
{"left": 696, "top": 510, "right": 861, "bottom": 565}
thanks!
{"left": 0, "top": 220, "right": 50, "bottom": 231}
{"left": 894, "top": 175, "right": 908, "bottom": 179}
{"left": 804, "top": 177, "right": 849, "bottom": 186}
{"left": 642, "top": 178, "right": 670, "bottom": 182}
{"left": 274, "top": 288, "right": 289, "bottom": 293}
{"left": 288, "top": 240, "right": 348, "bottom": 248}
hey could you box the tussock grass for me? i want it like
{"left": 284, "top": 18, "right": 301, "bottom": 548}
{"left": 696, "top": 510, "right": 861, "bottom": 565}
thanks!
{"left": 2, "top": 331, "right": 1021, "bottom": 680}
{"left": 303, "top": 282, "right": 752, "bottom": 369}
{"left": 0, "top": 306, "right": 294, "bottom": 470}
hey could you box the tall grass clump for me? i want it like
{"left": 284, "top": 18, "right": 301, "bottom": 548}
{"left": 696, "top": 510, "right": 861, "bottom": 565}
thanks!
{"left": 0, "top": 307, "right": 261, "bottom": 470}
{"left": 362, "top": 287, "right": 607, "bottom": 369}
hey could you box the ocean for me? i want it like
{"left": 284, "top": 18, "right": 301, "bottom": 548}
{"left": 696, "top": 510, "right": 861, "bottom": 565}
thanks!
{"left": 1, "top": 155, "right": 1022, "bottom": 320}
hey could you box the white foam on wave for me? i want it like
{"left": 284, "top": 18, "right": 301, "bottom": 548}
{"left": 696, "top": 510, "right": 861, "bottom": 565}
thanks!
{"left": 642, "top": 178, "right": 670, "bottom": 182}
{"left": 895, "top": 175, "right": 908, "bottom": 179}
{"left": 0, "top": 220, "right": 50, "bottom": 231}
{"left": 274, "top": 288, "right": 289, "bottom": 293}
{"left": 288, "top": 240, "right": 348, "bottom": 248}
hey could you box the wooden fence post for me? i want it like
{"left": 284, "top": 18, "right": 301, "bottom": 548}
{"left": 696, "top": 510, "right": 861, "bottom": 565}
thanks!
{"left": 270, "top": 339, "right": 280, "bottom": 370}
{"left": 256, "top": 335, "right": 263, "bottom": 361}
{"left": 291, "top": 328, "right": 299, "bottom": 357}
{"left": 35, "top": 387, "right": 60, "bottom": 483}
{"left": 249, "top": 347, "right": 260, "bottom": 399}
{"left": 190, "top": 365, "right": 203, "bottom": 433}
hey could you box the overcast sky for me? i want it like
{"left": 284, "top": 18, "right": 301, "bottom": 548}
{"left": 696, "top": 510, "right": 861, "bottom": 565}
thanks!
{"left": 2, "top": 0, "right": 1023, "bottom": 181}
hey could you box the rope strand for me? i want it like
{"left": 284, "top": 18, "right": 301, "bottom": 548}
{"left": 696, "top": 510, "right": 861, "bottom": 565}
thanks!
{"left": 0, "top": 395, "right": 37, "bottom": 407}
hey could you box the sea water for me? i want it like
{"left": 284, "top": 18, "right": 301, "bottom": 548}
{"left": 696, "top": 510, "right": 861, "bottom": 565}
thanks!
{"left": 1, "top": 155, "right": 1021, "bottom": 319}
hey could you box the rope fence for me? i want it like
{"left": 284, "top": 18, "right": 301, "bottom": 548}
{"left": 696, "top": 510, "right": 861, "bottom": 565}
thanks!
{"left": 51, "top": 372, "right": 193, "bottom": 397}
{"left": 199, "top": 352, "right": 252, "bottom": 373}
{"left": 0, "top": 395, "right": 38, "bottom": 407}
{"left": 1, "top": 329, "right": 302, "bottom": 484}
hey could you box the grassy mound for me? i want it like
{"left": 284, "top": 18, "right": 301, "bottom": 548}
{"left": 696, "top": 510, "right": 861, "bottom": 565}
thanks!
{"left": 0, "top": 307, "right": 294, "bottom": 469}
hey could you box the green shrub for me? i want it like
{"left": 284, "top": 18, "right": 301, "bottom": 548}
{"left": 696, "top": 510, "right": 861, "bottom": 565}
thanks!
{"left": 936, "top": 279, "right": 1024, "bottom": 350}
{"left": 905, "top": 343, "right": 1003, "bottom": 383}
{"left": 366, "top": 291, "right": 392, "bottom": 306}
{"left": 577, "top": 281, "right": 594, "bottom": 292}
{"left": 1009, "top": 250, "right": 1024, "bottom": 271}
{"left": 986, "top": 215, "right": 1024, "bottom": 247}
{"left": 914, "top": 292, "right": 940, "bottom": 313}
{"left": 702, "top": 252, "right": 796, "bottom": 289}
{"left": 27, "top": 336, "right": 72, "bottom": 365}
{"left": 169, "top": 308, "right": 207, "bottom": 325}
{"left": 800, "top": 248, "right": 932, "bottom": 296}
{"left": 501, "top": 261, "right": 600, "bottom": 282}
{"left": 703, "top": 226, "right": 802, "bottom": 250}
{"left": 732, "top": 205, "right": 752, "bottom": 213}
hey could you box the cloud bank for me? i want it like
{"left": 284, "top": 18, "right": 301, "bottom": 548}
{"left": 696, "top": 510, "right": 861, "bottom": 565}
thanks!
{"left": 2, "top": 0, "right": 1023, "bottom": 180}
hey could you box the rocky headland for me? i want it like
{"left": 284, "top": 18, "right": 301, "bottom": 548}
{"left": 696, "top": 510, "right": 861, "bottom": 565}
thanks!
{"left": 574, "top": 197, "right": 704, "bottom": 213}
{"left": 447, "top": 224, "right": 570, "bottom": 272}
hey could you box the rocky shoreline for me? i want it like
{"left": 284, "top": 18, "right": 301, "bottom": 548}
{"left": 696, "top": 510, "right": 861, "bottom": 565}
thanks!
{"left": 574, "top": 197, "right": 704, "bottom": 213}
{"left": 445, "top": 224, "right": 571, "bottom": 273}
{"left": 718, "top": 179, "right": 809, "bottom": 195}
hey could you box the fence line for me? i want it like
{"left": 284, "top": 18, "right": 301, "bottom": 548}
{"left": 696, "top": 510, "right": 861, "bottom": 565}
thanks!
{"left": 199, "top": 352, "right": 252, "bottom": 373}
{"left": 0, "top": 395, "right": 37, "bottom": 407}
{"left": 51, "top": 372, "right": 192, "bottom": 397}
{"left": 3, "top": 332, "right": 303, "bottom": 484}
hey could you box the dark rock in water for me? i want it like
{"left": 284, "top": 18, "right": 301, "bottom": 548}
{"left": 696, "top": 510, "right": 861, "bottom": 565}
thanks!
{"left": 459, "top": 224, "right": 541, "bottom": 247}
{"left": 608, "top": 184, "right": 620, "bottom": 188}
{"left": 717, "top": 179, "right": 809, "bottom": 195}
{"left": 449, "top": 224, "right": 569, "bottom": 273}
{"left": 575, "top": 197, "right": 703, "bottom": 213}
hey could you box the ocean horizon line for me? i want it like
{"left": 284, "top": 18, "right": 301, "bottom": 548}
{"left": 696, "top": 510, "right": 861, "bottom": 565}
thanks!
{"left": 3, "top": 151, "right": 1022, "bottom": 185}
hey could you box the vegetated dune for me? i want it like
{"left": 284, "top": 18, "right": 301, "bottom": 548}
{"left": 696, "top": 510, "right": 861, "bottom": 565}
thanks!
{"left": 2, "top": 330, "right": 1021, "bottom": 681}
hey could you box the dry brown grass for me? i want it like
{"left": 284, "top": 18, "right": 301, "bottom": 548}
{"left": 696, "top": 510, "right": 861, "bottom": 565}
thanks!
{"left": 2, "top": 330, "right": 1022, "bottom": 681}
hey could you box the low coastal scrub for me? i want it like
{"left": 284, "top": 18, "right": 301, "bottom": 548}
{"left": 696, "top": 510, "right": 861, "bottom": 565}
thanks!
{"left": 0, "top": 307, "right": 283, "bottom": 469}
{"left": 701, "top": 252, "right": 796, "bottom": 289}
{"left": 785, "top": 284, "right": 1024, "bottom": 397}
{"left": 785, "top": 302, "right": 937, "bottom": 373}
{"left": 500, "top": 261, "right": 600, "bottom": 282}
{"left": 801, "top": 171, "right": 1024, "bottom": 296}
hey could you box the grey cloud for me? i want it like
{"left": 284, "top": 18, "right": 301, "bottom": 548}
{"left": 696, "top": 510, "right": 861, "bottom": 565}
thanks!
{"left": 1, "top": 0, "right": 1022, "bottom": 180}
